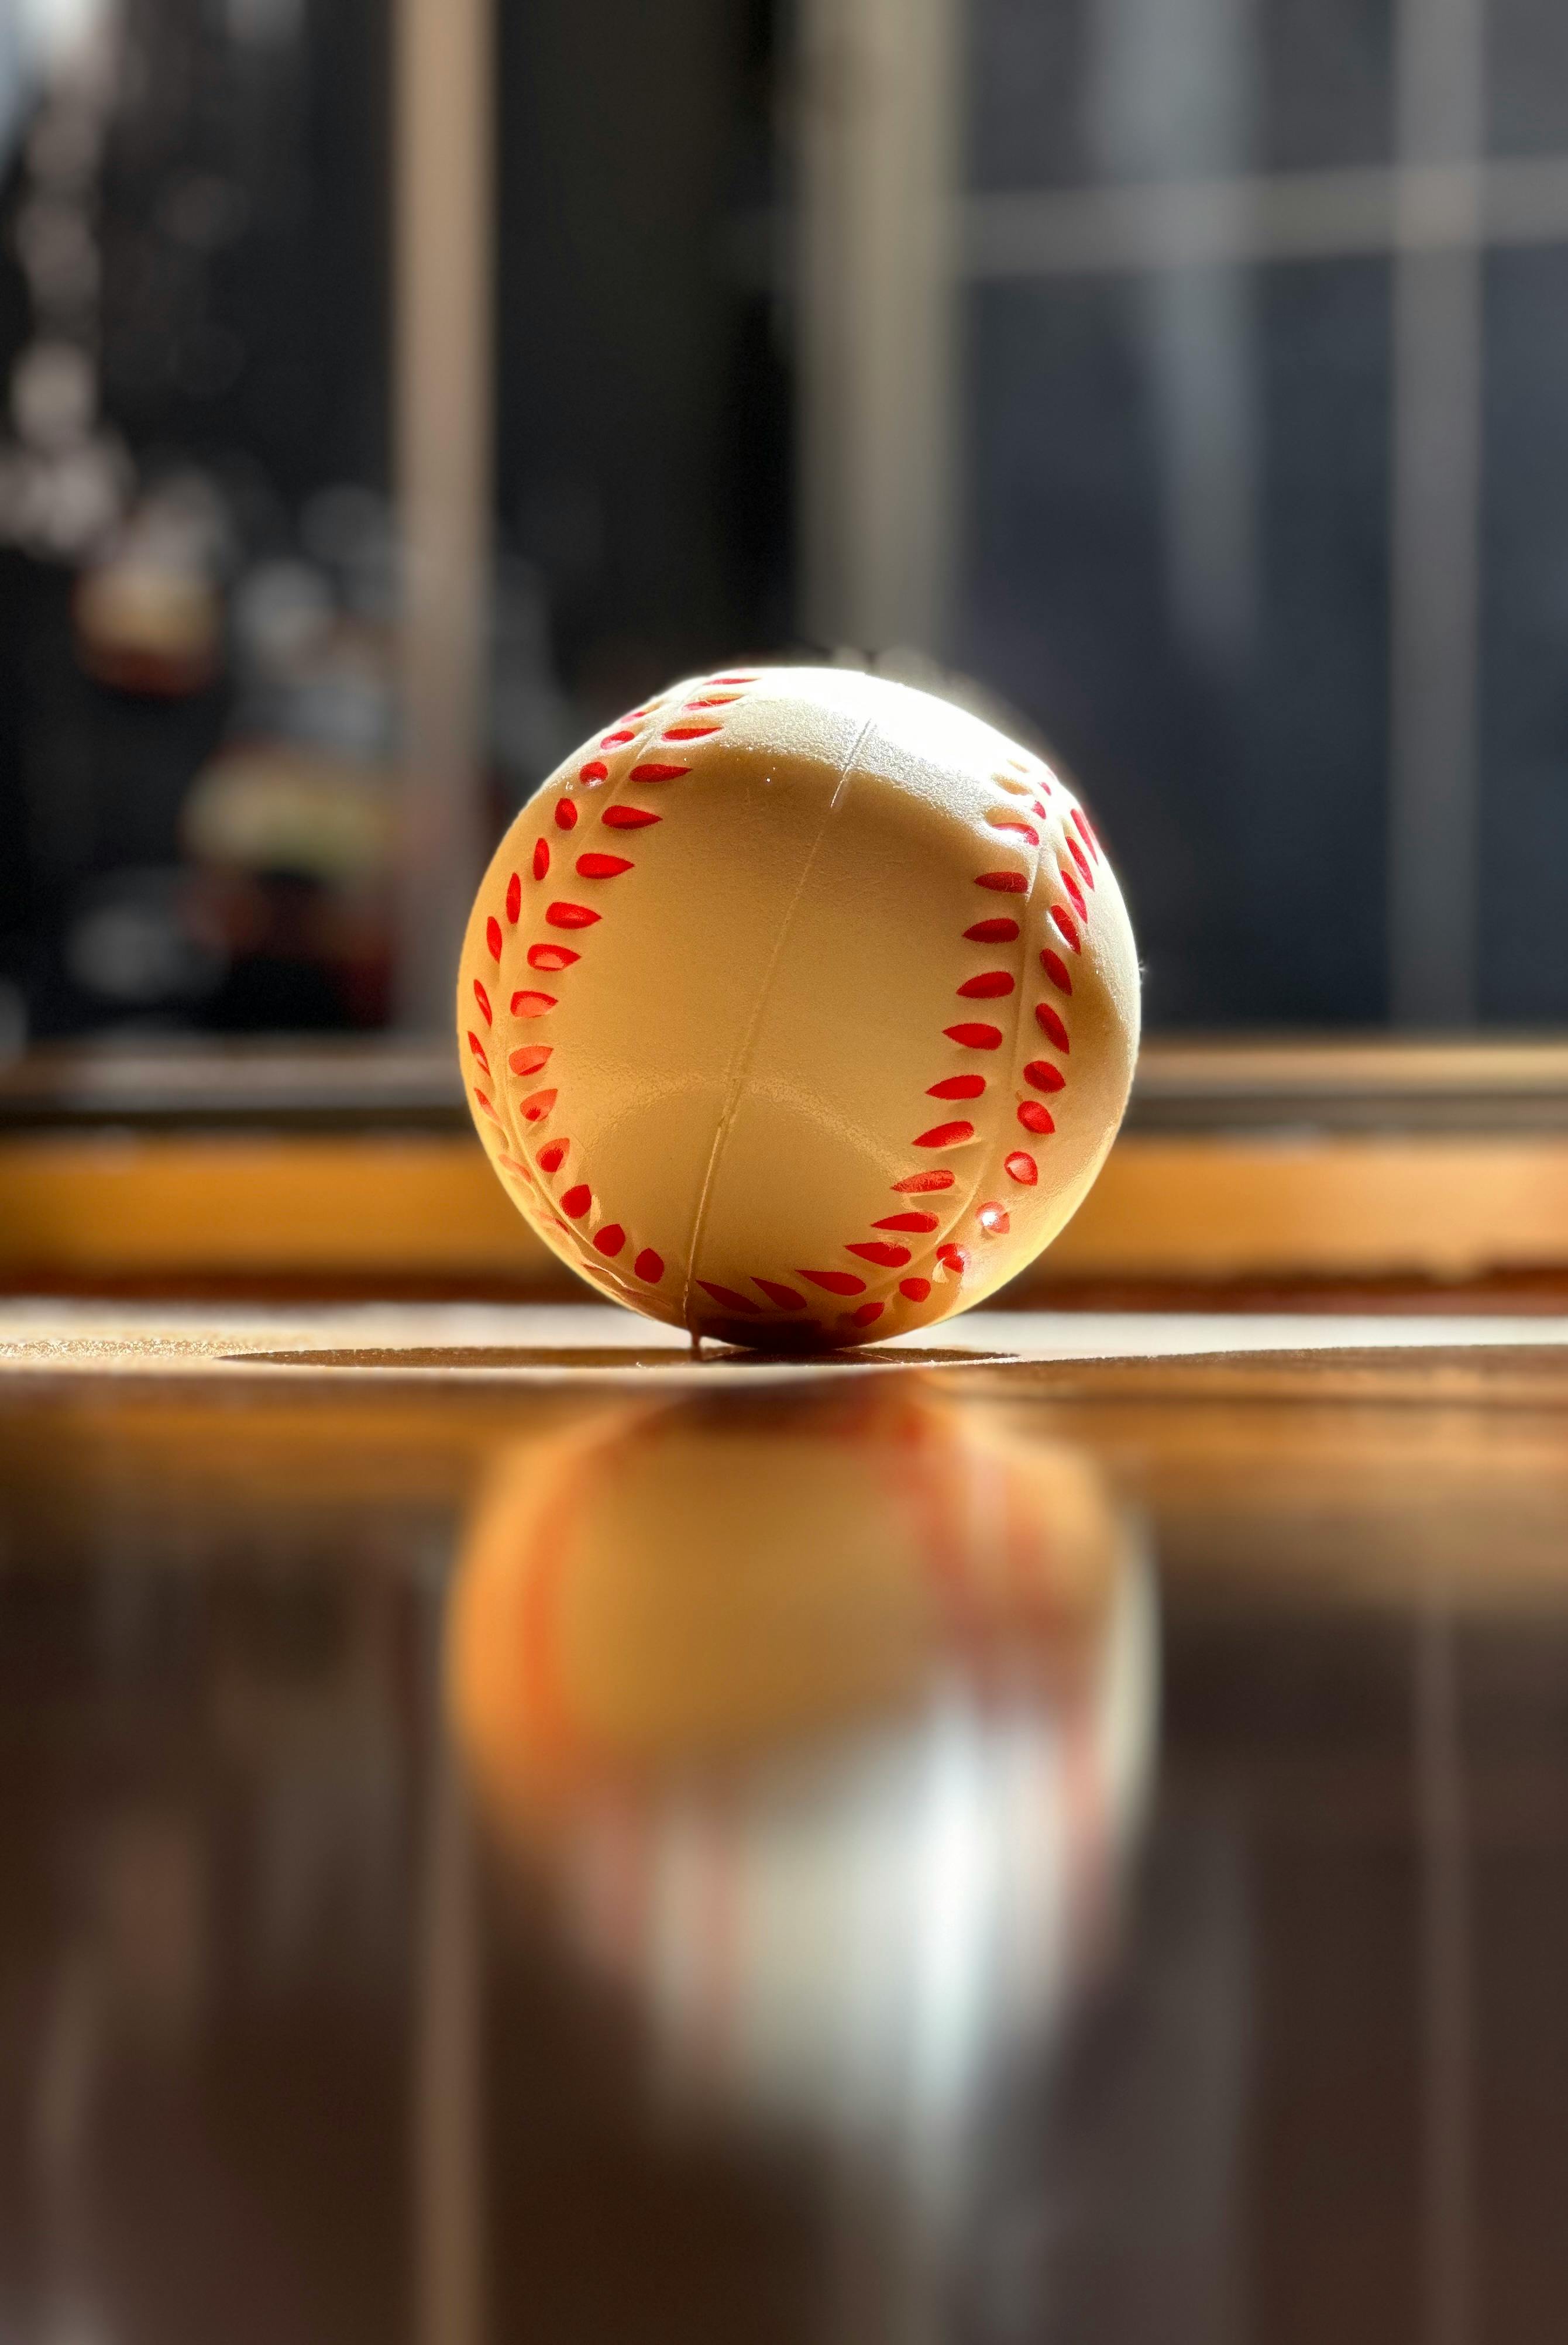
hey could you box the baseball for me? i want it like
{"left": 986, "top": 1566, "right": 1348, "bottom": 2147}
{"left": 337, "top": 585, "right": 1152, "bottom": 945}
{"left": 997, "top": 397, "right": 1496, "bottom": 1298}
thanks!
{"left": 458, "top": 666, "right": 1139, "bottom": 1346}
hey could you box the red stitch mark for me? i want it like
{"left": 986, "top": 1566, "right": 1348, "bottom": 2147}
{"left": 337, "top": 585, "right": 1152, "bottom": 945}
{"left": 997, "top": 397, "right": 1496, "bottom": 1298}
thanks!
{"left": 958, "top": 969, "right": 1015, "bottom": 999}
{"left": 511, "top": 990, "right": 557, "bottom": 1017}
{"left": 1050, "top": 905, "right": 1082, "bottom": 953}
{"left": 537, "top": 1139, "right": 569, "bottom": 1173}
{"left": 1018, "top": 1101, "right": 1056, "bottom": 1134}
{"left": 1032, "top": 800, "right": 1050, "bottom": 819}
{"left": 663, "top": 722, "right": 721, "bottom": 741}
{"left": 799, "top": 1269, "right": 865, "bottom": 1295}
{"left": 1067, "top": 835, "right": 1095, "bottom": 887}
{"left": 629, "top": 761, "right": 689, "bottom": 783}
{"left": 699, "top": 1280, "right": 760, "bottom": 1313}
{"left": 1072, "top": 807, "right": 1099, "bottom": 857}
{"left": 506, "top": 872, "right": 521, "bottom": 923}
{"left": 1005, "top": 1151, "right": 1039, "bottom": 1184}
{"left": 519, "top": 1088, "right": 558, "bottom": 1123}
{"left": 914, "top": 1120, "right": 976, "bottom": 1148}
{"left": 1061, "top": 866, "right": 1087, "bottom": 918}
{"left": 576, "top": 852, "right": 634, "bottom": 879}
{"left": 466, "top": 1031, "right": 490, "bottom": 1072}
{"left": 850, "top": 1301, "right": 884, "bottom": 1329}
{"left": 847, "top": 1241, "right": 910, "bottom": 1268}
{"left": 929, "top": 1074, "right": 985, "bottom": 1099}
{"left": 944, "top": 1022, "right": 1003, "bottom": 1050}
{"left": 485, "top": 916, "right": 502, "bottom": 962}
{"left": 555, "top": 800, "right": 579, "bottom": 831}
{"left": 965, "top": 917, "right": 1020, "bottom": 943}
{"left": 635, "top": 1248, "right": 664, "bottom": 1283}
{"left": 528, "top": 944, "right": 579, "bottom": 972}
{"left": 876, "top": 1211, "right": 940, "bottom": 1233}
{"left": 594, "top": 1224, "right": 625, "bottom": 1258}
{"left": 532, "top": 839, "right": 549, "bottom": 881}
{"left": 602, "top": 805, "right": 661, "bottom": 829}
{"left": 579, "top": 759, "right": 609, "bottom": 784}
{"left": 547, "top": 900, "right": 600, "bottom": 928}
{"left": 976, "top": 869, "right": 1028, "bottom": 893}
{"left": 1035, "top": 1002, "right": 1071, "bottom": 1051}
{"left": 899, "top": 1277, "right": 931, "bottom": 1302}
{"left": 1040, "top": 948, "right": 1074, "bottom": 994}
{"left": 988, "top": 813, "right": 1039, "bottom": 844}
{"left": 689, "top": 692, "right": 742, "bottom": 707}
{"left": 893, "top": 1170, "right": 955, "bottom": 1192}
{"left": 473, "top": 1088, "right": 500, "bottom": 1120}
{"left": 710, "top": 672, "right": 757, "bottom": 683}
{"left": 497, "top": 1154, "right": 531, "bottom": 1181}
{"left": 937, "top": 1244, "right": 970, "bottom": 1276}
{"left": 1023, "top": 1058, "right": 1065, "bottom": 1092}
{"left": 472, "top": 979, "right": 492, "bottom": 1024}
{"left": 510, "top": 1044, "right": 551, "bottom": 1077}
{"left": 977, "top": 1203, "right": 1010, "bottom": 1236}
{"left": 561, "top": 1184, "right": 592, "bottom": 1219}
{"left": 755, "top": 1278, "right": 807, "bottom": 1310}
{"left": 601, "top": 727, "right": 639, "bottom": 746}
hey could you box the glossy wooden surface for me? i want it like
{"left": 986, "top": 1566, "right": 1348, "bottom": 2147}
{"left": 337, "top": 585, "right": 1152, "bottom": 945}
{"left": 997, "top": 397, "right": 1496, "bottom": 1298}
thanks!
{"left": 1, "top": 1304, "right": 1566, "bottom": 2343}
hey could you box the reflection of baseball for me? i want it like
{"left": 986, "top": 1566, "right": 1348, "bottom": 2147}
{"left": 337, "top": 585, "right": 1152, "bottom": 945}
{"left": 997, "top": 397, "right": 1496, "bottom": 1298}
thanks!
{"left": 458, "top": 667, "right": 1140, "bottom": 1347}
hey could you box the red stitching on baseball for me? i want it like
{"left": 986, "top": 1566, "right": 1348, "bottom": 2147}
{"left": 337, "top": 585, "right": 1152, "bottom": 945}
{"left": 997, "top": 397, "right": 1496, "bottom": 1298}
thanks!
{"left": 511, "top": 990, "right": 557, "bottom": 1018}
{"left": 1061, "top": 866, "right": 1087, "bottom": 918}
{"left": 944, "top": 1022, "right": 1003, "bottom": 1049}
{"left": 506, "top": 872, "right": 521, "bottom": 922}
{"left": 876, "top": 1211, "right": 940, "bottom": 1232}
{"left": 965, "top": 917, "right": 1019, "bottom": 942}
{"left": 1072, "top": 807, "right": 1099, "bottom": 859}
{"left": 473, "top": 1089, "right": 501, "bottom": 1122}
{"left": 602, "top": 806, "right": 661, "bottom": 829}
{"left": 537, "top": 1140, "right": 569, "bottom": 1172}
{"left": 510, "top": 1044, "right": 551, "bottom": 1076}
{"left": 755, "top": 1278, "right": 807, "bottom": 1309}
{"left": 928, "top": 1074, "right": 985, "bottom": 1099}
{"left": 485, "top": 917, "right": 502, "bottom": 962}
{"left": 937, "top": 1244, "right": 970, "bottom": 1276}
{"left": 893, "top": 1170, "right": 955, "bottom": 1192}
{"left": 899, "top": 1277, "right": 931, "bottom": 1301}
{"left": 629, "top": 761, "right": 689, "bottom": 783}
{"left": 1050, "top": 905, "right": 1082, "bottom": 953}
{"left": 576, "top": 852, "right": 633, "bottom": 879}
{"left": 601, "top": 727, "right": 639, "bottom": 746}
{"left": 528, "top": 944, "right": 579, "bottom": 972}
{"left": 519, "top": 1088, "right": 557, "bottom": 1123}
{"left": 1035, "top": 1003, "right": 1071, "bottom": 1051}
{"left": 663, "top": 723, "right": 721, "bottom": 741}
{"left": 532, "top": 840, "right": 549, "bottom": 880}
{"left": 1023, "top": 1059, "right": 1065, "bottom": 1092}
{"left": 466, "top": 1032, "right": 489, "bottom": 1072}
{"left": 977, "top": 1204, "right": 1009, "bottom": 1236}
{"left": 1005, "top": 1151, "right": 1038, "bottom": 1184}
{"left": 976, "top": 870, "right": 1027, "bottom": 893}
{"left": 1040, "top": 948, "right": 1073, "bottom": 994}
{"left": 850, "top": 1301, "right": 884, "bottom": 1328}
{"left": 635, "top": 1248, "right": 665, "bottom": 1283}
{"left": 547, "top": 901, "right": 600, "bottom": 927}
{"left": 594, "top": 1225, "right": 626, "bottom": 1257}
{"left": 699, "top": 1279, "right": 761, "bottom": 1312}
{"left": 555, "top": 800, "right": 579, "bottom": 831}
{"left": 1018, "top": 1102, "right": 1055, "bottom": 1133}
{"left": 957, "top": 970, "right": 1014, "bottom": 999}
{"left": 561, "top": 1184, "right": 592, "bottom": 1219}
{"left": 472, "top": 979, "right": 492, "bottom": 1024}
{"left": 914, "top": 1120, "right": 976, "bottom": 1148}
{"left": 799, "top": 1269, "right": 865, "bottom": 1295}
{"left": 1067, "top": 835, "right": 1095, "bottom": 887}
{"left": 847, "top": 1241, "right": 910, "bottom": 1267}
{"left": 988, "top": 813, "right": 1039, "bottom": 843}
{"left": 579, "top": 759, "right": 609, "bottom": 784}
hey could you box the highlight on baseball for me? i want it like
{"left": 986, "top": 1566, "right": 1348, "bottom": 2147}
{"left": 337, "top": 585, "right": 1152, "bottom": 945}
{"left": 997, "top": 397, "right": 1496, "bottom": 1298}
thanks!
{"left": 456, "top": 665, "right": 1140, "bottom": 1348}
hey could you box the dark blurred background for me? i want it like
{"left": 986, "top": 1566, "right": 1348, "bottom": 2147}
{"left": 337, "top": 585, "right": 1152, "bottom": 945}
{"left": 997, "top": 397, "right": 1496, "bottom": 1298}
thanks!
{"left": 0, "top": 0, "right": 1561, "bottom": 1044}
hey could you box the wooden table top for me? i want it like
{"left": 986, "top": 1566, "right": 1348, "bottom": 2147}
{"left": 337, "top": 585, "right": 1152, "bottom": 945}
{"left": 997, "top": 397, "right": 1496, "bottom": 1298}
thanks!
{"left": 1, "top": 1302, "right": 1565, "bottom": 2343}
